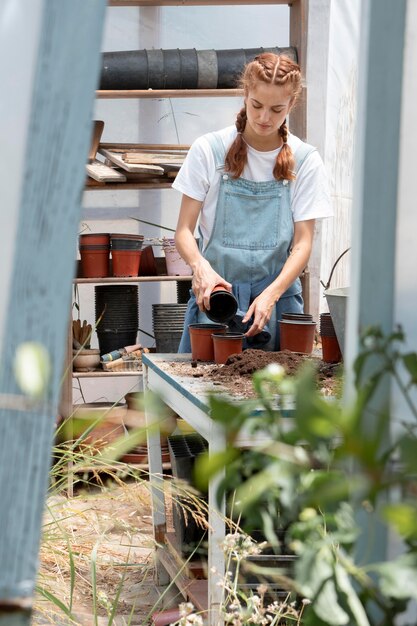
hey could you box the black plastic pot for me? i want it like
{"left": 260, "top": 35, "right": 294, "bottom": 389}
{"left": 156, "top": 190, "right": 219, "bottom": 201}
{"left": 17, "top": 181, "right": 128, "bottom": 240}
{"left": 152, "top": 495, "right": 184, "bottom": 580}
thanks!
{"left": 100, "top": 46, "right": 296, "bottom": 90}
{"left": 168, "top": 434, "right": 208, "bottom": 558}
{"left": 97, "top": 329, "right": 138, "bottom": 355}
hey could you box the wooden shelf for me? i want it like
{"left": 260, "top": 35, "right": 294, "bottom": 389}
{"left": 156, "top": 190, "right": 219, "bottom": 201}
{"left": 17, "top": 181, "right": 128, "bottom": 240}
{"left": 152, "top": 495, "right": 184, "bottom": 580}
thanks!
{"left": 157, "top": 546, "right": 208, "bottom": 611}
{"left": 72, "top": 370, "right": 143, "bottom": 378}
{"left": 109, "top": 0, "right": 285, "bottom": 6}
{"left": 74, "top": 275, "right": 191, "bottom": 284}
{"left": 96, "top": 88, "right": 243, "bottom": 99}
{"left": 85, "top": 180, "right": 174, "bottom": 190}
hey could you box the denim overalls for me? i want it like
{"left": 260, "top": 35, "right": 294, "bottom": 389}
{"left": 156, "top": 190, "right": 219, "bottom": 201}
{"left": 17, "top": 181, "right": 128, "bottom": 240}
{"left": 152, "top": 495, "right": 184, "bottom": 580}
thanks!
{"left": 178, "top": 131, "right": 316, "bottom": 352}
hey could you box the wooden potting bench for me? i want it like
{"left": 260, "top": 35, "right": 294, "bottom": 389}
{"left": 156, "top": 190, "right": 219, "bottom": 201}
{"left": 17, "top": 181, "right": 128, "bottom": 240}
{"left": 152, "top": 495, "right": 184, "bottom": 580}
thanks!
{"left": 142, "top": 352, "right": 282, "bottom": 625}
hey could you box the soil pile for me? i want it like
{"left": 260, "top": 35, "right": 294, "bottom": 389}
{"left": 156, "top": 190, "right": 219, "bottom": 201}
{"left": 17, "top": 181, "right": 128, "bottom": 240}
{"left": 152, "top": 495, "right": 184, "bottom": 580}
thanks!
{"left": 213, "top": 349, "right": 307, "bottom": 378}
{"left": 163, "top": 349, "right": 341, "bottom": 398}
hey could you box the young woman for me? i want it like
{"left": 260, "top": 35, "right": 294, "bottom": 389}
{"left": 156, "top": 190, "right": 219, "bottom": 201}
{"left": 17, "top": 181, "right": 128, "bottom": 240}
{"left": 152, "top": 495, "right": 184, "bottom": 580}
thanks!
{"left": 173, "top": 53, "right": 332, "bottom": 352}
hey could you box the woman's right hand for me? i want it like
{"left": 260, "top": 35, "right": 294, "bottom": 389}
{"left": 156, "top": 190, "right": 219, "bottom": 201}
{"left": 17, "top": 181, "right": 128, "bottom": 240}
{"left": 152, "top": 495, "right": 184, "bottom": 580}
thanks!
{"left": 191, "top": 257, "right": 231, "bottom": 312}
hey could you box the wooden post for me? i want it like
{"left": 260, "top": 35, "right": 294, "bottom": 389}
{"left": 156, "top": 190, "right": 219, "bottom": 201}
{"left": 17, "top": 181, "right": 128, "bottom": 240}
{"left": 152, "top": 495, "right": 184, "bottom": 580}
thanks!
{"left": 289, "top": 0, "right": 308, "bottom": 140}
{"left": 0, "top": 0, "right": 106, "bottom": 622}
{"left": 345, "top": 0, "right": 406, "bottom": 582}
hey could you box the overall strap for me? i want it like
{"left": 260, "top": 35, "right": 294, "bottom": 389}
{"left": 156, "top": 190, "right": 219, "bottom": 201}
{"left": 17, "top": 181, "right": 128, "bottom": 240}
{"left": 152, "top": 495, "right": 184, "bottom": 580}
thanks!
{"left": 205, "top": 131, "right": 227, "bottom": 170}
{"left": 293, "top": 141, "right": 317, "bottom": 173}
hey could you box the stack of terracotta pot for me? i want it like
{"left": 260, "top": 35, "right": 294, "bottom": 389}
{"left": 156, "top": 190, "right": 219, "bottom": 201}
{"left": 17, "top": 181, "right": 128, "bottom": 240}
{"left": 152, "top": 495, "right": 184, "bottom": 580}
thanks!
{"left": 110, "top": 234, "right": 144, "bottom": 277}
{"left": 279, "top": 312, "right": 317, "bottom": 354}
{"left": 79, "top": 233, "right": 110, "bottom": 278}
{"left": 319, "top": 312, "right": 342, "bottom": 363}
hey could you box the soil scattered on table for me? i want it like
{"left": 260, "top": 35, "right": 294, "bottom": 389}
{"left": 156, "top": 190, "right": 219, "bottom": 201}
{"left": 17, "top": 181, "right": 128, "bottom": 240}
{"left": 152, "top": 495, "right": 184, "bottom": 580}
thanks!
{"left": 163, "top": 349, "right": 341, "bottom": 399}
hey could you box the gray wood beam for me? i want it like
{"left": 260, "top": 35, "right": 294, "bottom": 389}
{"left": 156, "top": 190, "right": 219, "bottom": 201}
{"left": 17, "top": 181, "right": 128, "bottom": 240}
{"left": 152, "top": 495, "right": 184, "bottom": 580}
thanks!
{"left": 0, "top": 0, "right": 106, "bottom": 622}
{"left": 345, "top": 0, "right": 406, "bottom": 578}
{"left": 346, "top": 0, "right": 406, "bottom": 376}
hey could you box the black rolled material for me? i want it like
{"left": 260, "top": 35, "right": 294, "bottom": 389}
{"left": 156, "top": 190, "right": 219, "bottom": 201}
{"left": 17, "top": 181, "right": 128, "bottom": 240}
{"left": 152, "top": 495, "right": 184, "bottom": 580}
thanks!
{"left": 101, "top": 50, "right": 148, "bottom": 90}
{"left": 216, "top": 47, "right": 247, "bottom": 89}
{"left": 99, "top": 46, "right": 297, "bottom": 91}
{"left": 162, "top": 48, "right": 181, "bottom": 89}
{"left": 179, "top": 48, "right": 199, "bottom": 89}
{"left": 146, "top": 49, "right": 165, "bottom": 90}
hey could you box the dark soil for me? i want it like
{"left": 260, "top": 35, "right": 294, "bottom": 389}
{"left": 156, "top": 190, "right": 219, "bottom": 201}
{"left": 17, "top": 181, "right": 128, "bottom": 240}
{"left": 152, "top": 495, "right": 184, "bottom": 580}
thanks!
{"left": 162, "top": 349, "right": 341, "bottom": 399}
{"left": 214, "top": 349, "right": 307, "bottom": 378}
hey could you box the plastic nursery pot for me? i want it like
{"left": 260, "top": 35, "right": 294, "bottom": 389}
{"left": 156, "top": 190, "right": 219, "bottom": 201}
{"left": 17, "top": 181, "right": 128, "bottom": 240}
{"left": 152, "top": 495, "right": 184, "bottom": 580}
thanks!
{"left": 110, "top": 234, "right": 144, "bottom": 251}
{"left": 189, "top": 323, "right": 228, "bottom": 361}
{"left": 79, "top": 247, "right": 110, "bottom": 278}
{"left": 279, "top": 320, "right": 317, "bottom": 355}
{"left": 282, "top": 312, "right": 313, "bottom": 321}
{"left": 162, "top": 238, "right": 192, "bottom": 276}
{"left": 321, "top": 334, "right": 342, "bottom": 364}
{"left": 79, "top": 233, "right": 110, "bottom": 247}
{"left": 111, "top": 250, "right": 142, "bottom": 277}
{"left": 212, "top": 332, "right": 244, "bottom": 364}
{"left": 206, "top": 284, "right": 238, "bottom": 323}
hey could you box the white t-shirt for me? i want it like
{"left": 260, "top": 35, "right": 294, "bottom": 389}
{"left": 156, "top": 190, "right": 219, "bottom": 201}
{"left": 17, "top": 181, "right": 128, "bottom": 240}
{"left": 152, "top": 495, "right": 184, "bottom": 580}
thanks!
{"left": 172, "top": 125, "right": 332, "bottom": 250}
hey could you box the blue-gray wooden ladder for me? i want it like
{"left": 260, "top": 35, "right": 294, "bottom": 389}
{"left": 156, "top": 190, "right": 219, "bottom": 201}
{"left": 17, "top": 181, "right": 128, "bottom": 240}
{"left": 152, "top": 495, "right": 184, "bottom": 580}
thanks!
{"left": 0, "top": 1, "right": 106, "bottom": 623}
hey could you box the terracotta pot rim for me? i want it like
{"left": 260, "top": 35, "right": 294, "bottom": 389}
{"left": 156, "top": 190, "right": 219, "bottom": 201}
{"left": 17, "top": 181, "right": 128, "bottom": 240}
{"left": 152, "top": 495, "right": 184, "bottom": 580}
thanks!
{"left": 279, "top": 320, "right": 317, "bottom": 326}
{"left": 73, "top": 348, "right": 100, "bottom": 355}
{"left": 189, "top": 323, "right": 228, "bottom": 330}
{"left": 212, "top": 332, "right": 244, "bottom": 340}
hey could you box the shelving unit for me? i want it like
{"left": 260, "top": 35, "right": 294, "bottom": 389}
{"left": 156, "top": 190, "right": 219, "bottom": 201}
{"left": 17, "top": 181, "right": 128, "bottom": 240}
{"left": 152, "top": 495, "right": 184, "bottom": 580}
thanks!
{"left": 59, "top": 0, "right": 309, "bottom": 611}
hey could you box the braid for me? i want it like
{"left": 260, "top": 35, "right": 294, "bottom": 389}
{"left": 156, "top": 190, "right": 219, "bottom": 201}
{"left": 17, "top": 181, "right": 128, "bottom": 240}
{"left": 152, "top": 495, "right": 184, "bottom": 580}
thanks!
{"left": 274, "top": 120, "right": 296, "bottom": 181}
{"left": 236, "top": 106, "right": 247, "bottom": 134}
{"left": 226, "top": 54, "right": 302, "bottom": 180}
{"left": 279, "top": 120, "right": 288, "bottom": 143}
{"left": 225, "top": 106, "right": 249, "bottom": 178}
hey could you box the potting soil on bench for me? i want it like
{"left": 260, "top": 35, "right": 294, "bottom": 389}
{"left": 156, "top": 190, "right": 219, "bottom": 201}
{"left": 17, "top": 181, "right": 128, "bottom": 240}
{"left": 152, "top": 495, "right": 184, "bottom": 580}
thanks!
{"left": 163, "top": 348, "right": 341, "bottom": 398}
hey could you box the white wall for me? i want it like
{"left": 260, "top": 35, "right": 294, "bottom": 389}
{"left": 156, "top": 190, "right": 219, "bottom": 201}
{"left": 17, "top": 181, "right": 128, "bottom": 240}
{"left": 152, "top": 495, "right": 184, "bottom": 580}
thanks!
{"left": 320, "top": 0, "right": 360, "bottom": 299}
{"left": 0, "top": 0, "right": 43, "bottom": 355}
{"left": 78, "top": 4, "right": 289, "bottom": 403}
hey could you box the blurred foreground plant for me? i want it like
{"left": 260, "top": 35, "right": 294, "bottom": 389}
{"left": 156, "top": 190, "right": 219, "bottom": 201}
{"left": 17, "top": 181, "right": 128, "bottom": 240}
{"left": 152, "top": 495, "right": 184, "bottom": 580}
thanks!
{"left": 196, "top": 326, "right": 417, "bottom": 625}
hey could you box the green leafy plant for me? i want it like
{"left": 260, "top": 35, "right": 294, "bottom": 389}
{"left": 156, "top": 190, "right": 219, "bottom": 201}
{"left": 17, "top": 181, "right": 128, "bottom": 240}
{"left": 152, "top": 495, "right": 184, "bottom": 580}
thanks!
{"left": 196, "top": 326, "right": 417, "bottom": 625}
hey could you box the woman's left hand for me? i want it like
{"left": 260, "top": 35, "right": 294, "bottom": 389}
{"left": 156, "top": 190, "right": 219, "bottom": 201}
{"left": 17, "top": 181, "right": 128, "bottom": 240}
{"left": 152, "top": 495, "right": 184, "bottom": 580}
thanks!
{"left": 242, "top": 289, "right": 276, "bottom": 337}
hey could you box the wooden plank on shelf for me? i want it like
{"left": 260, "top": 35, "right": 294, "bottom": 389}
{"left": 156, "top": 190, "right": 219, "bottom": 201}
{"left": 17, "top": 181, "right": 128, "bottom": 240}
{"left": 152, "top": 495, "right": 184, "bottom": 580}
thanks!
{"left": 98, "top": 147, "right": 165, "bottom": 174}
{"left": 109, "top": 0, "right": 287, "bottom": 6}
{"left": 86, "top": 159, "right": 127, "bottom": 182}
{"left": 157, "top": 547, "right": 208, "bottom": 612}
{"left": 122, "top": 152, "right": 185, "bottom": 165}
{"left": 85, "top": 180, "right": 173, "bottom": 190}
{"left": 96, "top": 88, "right": 243, "bottom": 99}
{"left": 101, "top": 142, "right": 189, "bottom": 153}
{"left": 74, "top": 275, "right": 192, "bottom": 284}
{"left": 73, "top": 370, "right": 142, "bottom": 377}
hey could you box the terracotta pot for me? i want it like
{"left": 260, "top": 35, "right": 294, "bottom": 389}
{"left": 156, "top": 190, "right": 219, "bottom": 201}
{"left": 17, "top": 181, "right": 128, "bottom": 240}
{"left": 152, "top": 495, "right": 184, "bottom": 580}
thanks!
{"left": 79, "top": 233, "right": 110, "bottom": 247}
{"left": 112, "top": 250, "right": 142, "bottom": 277}
{"left": 79, "top": 247, "right": 110, "bottom": 278}
{"left": 72, "top": 348, "right": 100, "bottom": 372}
{"left": 206, "top": 284, "right": 238, "bottom": 323}
{"left": 151, "top": 608, "right": 181, "bottom": 626}
{"left": 189, "top": 323, "right": 227, "bottom": 361}
{"left": 124, "top": 391, "right": 144, "bottom": 411}
{"left": 321, "top": 334, "right": 342, "bottom": 363}
{"left": 212, "top": 332, "right": 244, "bottom": 364}
{"left": 279, "top": 320, "right": 316, "bottom": 354}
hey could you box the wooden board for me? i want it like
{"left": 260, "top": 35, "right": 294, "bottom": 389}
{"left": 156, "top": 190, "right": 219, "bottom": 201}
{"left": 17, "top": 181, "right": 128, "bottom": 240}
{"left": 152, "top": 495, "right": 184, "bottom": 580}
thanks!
{"left": 122, "top": 151, "right": 185, "bottom": 166}
{"left": 100, "top": 142, "right": 190, "bottom": 152}
{"left": 98, "top": 147, "right": 164, "bottom": 174}
{"left": 86, "top": 159, "right": 127, "bottom": 182}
